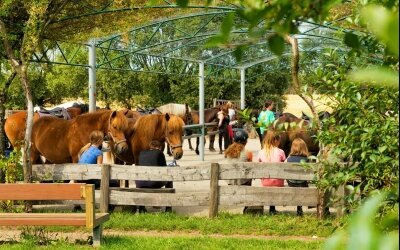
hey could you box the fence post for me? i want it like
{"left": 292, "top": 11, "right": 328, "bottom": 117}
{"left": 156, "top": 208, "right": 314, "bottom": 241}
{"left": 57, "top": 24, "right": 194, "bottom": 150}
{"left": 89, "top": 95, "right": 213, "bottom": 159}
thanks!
{"left": 100, "top": 164, "right": 110, "bottom": 213}
{"left": 209, "top": 163, "right": 220, "bottom": 218}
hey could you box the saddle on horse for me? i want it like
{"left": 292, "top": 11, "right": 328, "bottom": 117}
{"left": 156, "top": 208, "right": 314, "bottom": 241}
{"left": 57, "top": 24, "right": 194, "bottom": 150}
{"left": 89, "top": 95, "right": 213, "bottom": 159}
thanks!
{"left": 37, "top": 106, "right": 71, "bottom": 120}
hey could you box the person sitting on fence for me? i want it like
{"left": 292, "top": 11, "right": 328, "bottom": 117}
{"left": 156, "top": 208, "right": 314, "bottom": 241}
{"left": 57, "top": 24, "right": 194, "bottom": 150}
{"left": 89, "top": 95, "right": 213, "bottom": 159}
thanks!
{"left": 285, "top": 138, "right": 310, "bottom": 216}
{"left": 224, "top": 129, "right": 259, "bottom": 214}
{"left": 135, "top": 140, "right": 173, "bottom": 189}
{"left": 256, "top": 129, "right": 286, "bottom": 215}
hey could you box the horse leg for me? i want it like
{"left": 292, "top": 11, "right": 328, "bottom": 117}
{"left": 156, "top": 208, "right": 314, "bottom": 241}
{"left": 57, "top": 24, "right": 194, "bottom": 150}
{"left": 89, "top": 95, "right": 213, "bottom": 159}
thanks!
{"left": 188, "top": 138, "right": 194, "bottom": 151}
{"left": 195, "top": 137, "right": 199, "bottom": 155}
{"left": 209, "top": 134, "right": 216, "bottom": 152}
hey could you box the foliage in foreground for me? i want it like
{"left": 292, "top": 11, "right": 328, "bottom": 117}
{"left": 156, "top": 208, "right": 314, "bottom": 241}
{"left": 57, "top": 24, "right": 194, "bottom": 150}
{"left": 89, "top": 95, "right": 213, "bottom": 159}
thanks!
{"left": 324, "top": 191, "right": 399, "bottom": 250}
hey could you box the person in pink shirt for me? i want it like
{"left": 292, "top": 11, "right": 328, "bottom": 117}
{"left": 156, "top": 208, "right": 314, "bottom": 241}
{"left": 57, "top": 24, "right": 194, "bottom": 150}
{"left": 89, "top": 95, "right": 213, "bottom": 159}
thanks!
{"left": 256, "top": 130, "right": 286, "bottom": 214}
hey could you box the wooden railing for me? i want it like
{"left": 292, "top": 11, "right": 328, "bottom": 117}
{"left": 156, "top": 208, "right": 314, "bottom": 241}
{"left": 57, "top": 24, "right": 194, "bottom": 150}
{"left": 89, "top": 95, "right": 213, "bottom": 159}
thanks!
{"left": 32, "top": 162, "right": 340, "bottom": 218}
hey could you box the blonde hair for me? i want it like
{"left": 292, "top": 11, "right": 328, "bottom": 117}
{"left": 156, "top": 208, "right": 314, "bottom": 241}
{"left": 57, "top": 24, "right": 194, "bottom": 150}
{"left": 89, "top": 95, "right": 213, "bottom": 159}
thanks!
{"left": 289, "top": 138, "right": 309, "bottom": 157}
{"left": 78, "top": 130, "right": 104, "bottom": 159}
{"left": 262, "top": 130, "right": 281, "bottom": 158}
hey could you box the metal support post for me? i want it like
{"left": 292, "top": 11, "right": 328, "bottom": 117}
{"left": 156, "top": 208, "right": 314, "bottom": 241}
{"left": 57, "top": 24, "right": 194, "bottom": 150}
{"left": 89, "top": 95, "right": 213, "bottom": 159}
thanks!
{"left": 88, "top": 39, "right": 96, "bottom": 113}
{"left": 240, "top": 68, "right": 245, "bottom": 110}
{"left": 199, "top": 62, "right": 205, "bottom": 161}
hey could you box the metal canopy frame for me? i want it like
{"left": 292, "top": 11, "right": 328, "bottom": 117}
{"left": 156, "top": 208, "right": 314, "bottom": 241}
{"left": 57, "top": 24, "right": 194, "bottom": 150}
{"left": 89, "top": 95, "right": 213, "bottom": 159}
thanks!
{"left": 30, "top": 2, "right": 376, "bottom": 160}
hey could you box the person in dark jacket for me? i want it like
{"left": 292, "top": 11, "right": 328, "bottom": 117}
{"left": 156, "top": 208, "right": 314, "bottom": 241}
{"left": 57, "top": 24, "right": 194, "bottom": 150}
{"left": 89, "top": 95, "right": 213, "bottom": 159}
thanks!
{"left": 135, "top": 140, "right": 173, "bottom": 189}
{"left": 285, "top": 138, "right": 310, "bottom": 216}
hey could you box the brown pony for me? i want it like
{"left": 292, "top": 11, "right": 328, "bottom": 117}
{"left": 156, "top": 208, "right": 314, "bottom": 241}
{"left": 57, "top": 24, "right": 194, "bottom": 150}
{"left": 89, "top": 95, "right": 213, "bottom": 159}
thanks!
{"left": 189, "top": 106, "right": 223, "bottom": 155}
{"left": 271, "top": 115, "right": 319, "bottom": 156}
{"left": 109, "top": 113, "right": 185, "bottom": 165}
{"left": 5, "top": 104, "right": 89, "bottom": 149}
{"left": 30, "top": 110, "right": 129, "bottom": 164}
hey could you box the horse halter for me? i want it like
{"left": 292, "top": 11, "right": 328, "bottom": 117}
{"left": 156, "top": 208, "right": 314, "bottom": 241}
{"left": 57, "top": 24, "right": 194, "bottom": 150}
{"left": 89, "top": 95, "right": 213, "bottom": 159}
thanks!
{"left": 164, "top": 120, "right": 183, "bottom": 152}
{"left": 107, "top": 113, "right": 127, "bottom": 148}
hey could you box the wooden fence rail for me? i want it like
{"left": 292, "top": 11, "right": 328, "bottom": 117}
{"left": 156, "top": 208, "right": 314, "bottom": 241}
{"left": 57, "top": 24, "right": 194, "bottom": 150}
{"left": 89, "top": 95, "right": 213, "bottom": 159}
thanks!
{"left": 32, "top": 162, "right": 333, "bottom": 218}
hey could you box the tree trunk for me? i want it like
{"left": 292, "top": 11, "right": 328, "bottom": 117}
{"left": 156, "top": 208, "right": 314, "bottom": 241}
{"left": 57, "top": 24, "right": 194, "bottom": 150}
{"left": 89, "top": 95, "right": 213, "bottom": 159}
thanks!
{"left": 18, "top": 66, "right": 33, "bottom": 185}
{"left": 285, "top": 35, "right": 321, "bottom": 128}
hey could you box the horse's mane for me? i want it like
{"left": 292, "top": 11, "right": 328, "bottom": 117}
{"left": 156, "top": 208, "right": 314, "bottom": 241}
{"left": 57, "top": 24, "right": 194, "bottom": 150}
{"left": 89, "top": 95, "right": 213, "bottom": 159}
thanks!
{"left": 133, "top": 114, "right": 184, "bottom": 138}
{"left": 157, "top": 103, "right": 191, "bottom": 116}
{"left": 74, "top": 110, "right": 128, "bottom": 130}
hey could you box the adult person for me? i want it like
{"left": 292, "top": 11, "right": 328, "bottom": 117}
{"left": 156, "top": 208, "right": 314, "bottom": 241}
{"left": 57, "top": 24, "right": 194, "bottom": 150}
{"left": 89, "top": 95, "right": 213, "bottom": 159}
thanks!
{"left": 217, "top": 105, "right": 231, "bottom": 154}
{"left": 224, "top": 129, "right": 259, "bottom": 214}
{"left": 227, "top": 101, "right": 237, "bottom": 143}
{"left": 285, "top": 138, "right": 310, "bottom": 216}
{"left": 256, "top": 130, "right": 286, "bottom": 215}
{"left": 258, "top": 100, "right": 275, "bottom": 146}
{"left": 135, "top": 140, "right": 173, "bottom": 213}
{"left": 135, "top": 140, "right": 172, "bottom": 189}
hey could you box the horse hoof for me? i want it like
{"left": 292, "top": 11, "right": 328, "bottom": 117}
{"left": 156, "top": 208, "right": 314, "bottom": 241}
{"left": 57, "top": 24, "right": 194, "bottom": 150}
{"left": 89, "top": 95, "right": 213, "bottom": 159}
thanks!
{"left": 195, "top": 150, "right": 199, "bottom": 155}
{"left": 209, "top": 148, "right": 216, "bottom": 152}
{"left": 189, "top": 147, "right": 194, "bottom": 151}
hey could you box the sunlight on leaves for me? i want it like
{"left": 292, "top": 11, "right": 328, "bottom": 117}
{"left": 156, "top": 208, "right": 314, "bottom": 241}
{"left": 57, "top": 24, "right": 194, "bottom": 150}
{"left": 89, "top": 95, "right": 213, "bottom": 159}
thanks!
{"left": 348, "top": 67, "right": 399, "bottom": 89}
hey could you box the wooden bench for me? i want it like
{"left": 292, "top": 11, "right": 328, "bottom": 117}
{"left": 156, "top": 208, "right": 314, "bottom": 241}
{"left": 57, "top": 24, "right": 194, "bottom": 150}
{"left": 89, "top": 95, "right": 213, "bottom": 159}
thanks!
{"left": 0, "top": 183, "right": 109, "bottom": 246}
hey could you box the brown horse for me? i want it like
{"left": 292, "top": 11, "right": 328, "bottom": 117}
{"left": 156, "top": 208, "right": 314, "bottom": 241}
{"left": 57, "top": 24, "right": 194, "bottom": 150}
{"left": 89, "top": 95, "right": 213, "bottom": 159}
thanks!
{"left": 4, "top": 103, "right": 89, "bottom": 149}
{"left": 30, "top": 110, "right": 129, "bottom": 164}
{"left": 190, "top": 106, "right": 224, "bottom": 155}
{"left": 271, "top": 115, "right": 319, "bottom": 156}
{"left": 109, "top": 113, "right": 185, "bottom": 165}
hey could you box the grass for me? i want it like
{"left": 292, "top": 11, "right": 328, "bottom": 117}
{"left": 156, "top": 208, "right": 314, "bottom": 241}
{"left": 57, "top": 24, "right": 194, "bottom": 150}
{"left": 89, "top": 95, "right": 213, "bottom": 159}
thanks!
{"left": 0, "top": 211, "right": 345, "bottom": 249}
{"left": 0, "top": 235, "right": 324, "bottom": 250}
{"left": 104, "top": 212, "right": 343, "bottom": 237}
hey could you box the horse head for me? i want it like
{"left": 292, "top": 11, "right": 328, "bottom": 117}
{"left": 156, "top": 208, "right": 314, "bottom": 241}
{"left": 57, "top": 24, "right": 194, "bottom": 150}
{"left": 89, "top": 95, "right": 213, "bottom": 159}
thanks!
{"left": 183, "top": 103, "right": 194, "bottom": 136}
{"left": 107, "top": 111, "right": 129, "bottom": 155}
{"left": 272, "top": 115, "right": 319, "bottom": 156}
{"left": 164, "top": 113, "right": 185, "bottom": 160}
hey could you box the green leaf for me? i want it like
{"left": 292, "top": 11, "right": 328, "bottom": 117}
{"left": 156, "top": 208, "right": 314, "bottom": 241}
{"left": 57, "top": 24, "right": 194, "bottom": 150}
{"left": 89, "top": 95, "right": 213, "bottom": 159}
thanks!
{"left": 348, "top": 67, "right": 399, "bottom": 89}
{"left": 175, "top": 0, "right": 189, "bottom": 7}
{"left": 233, "top": 45, "right": 247, "bottom": 62}
{"left": 344, "top": 32, "right": 360, "bottom": 50}
{"left": 205, "top": 35, "right": 226, "bottom": 47}
{"left": 268, "top": 34, "right": 285, "bottom": 56}
{"left": 378, "top": 146, "right": 387, "bottom": 153}
{"left": 221, "top": 13, "right": 234, "bottom": 37}
{"left": 361, "top": 5, "right": 399, "bottom": 57}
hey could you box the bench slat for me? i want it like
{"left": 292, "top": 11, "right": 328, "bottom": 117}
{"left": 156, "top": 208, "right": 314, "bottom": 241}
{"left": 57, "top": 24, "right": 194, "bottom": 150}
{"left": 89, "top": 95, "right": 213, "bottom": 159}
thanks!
{"left": 0, "top": 213, "right": 86, "bottom": 226}
{"left": 0, "top": 213, "right": 110, "bottom": 228}
{"left": 0, "top": 184, "right": 84, "bottom": 200}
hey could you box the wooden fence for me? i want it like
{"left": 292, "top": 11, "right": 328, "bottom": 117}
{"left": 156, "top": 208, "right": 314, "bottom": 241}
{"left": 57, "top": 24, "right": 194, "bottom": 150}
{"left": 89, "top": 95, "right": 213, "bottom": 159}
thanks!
{"left": 32, "top": 162, "right": 340, "bottom": 218}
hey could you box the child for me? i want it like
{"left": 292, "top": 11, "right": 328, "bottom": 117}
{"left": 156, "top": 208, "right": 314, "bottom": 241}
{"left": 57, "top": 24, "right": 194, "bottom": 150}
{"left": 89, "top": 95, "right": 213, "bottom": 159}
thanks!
{"left": 78, "top": 130, "right": 104, "bottom": 165}
{"left": 285, "top": 138, "right": 310, "bottom": 216}
{"left": 78, "top": 130, "right": 104, "bottom": 189}
{"left": 224, "top": 129, "right": 253, "bottom": 185}
{"left": 256, "top": 130, "right": 286, "bottom": 215}
{"left": 224, "top": 129, "right": 256, "bottom": 214}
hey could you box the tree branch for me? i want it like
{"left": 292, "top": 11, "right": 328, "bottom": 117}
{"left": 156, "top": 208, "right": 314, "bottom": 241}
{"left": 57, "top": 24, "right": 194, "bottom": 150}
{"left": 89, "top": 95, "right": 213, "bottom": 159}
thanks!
{"left": 0, "top": 19, "right": 21, "bottom": 68}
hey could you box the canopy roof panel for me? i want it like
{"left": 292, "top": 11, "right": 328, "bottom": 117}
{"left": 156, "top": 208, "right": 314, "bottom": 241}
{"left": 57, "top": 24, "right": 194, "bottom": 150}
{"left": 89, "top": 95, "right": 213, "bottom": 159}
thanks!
{"left": 33, "top": 1, "right": 377, "bottom": 80}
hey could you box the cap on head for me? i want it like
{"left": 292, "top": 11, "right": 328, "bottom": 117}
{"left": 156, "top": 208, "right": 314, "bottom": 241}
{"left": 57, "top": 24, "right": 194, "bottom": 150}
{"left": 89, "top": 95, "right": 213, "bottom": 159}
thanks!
{"left": 233, "top": 129, "right": 249, "bottom": 143}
